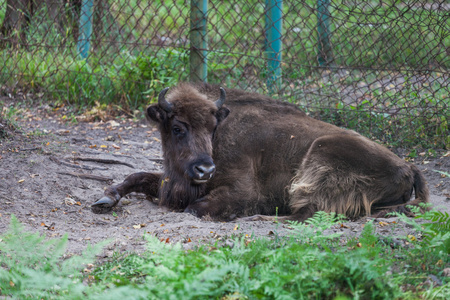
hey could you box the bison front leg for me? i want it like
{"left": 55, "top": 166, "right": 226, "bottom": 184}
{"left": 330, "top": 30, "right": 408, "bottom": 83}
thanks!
{"left": 184, "top": 186, "right": 252, "bottom": 221}
{"left": 91, "top": 172, "right": 161, "bottom": 214}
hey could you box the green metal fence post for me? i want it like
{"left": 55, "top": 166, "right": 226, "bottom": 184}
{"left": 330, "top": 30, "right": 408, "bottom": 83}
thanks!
{"left": 317, "top": 0, "right": 332, "bottom": 66}
{"left": 265, "top": 0, "right": 283, "bottom": 93}
{"left": 190, "top": 0, "right": 208, "bottom": 82}
{"left": 77, "top": 0, "right": 94, "bottom": 59}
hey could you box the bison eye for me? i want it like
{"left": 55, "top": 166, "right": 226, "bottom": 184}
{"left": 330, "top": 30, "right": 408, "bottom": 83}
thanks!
{"left": 172, "top": 126, "right": 184, "bottom": 136}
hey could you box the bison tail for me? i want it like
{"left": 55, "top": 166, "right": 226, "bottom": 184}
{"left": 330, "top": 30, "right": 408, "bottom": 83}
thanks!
{"left": 411, "top": 164, "right": 429, "bottom": 205}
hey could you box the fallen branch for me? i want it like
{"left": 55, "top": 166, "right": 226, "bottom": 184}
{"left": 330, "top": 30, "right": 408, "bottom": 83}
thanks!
{"left": 71, "top": 156, "right": 134, "bottom": 168}
{"left": 148, "top": 158, "right": 164, "bottom": 163}
{"left": 49, "top": 156, "right": 108, "bottom": 170}
{"left": 57, "top": 171, "right": 113, "bottom": 183}
{"left": 19, "top": 147, "right": 41, "bottom": 151}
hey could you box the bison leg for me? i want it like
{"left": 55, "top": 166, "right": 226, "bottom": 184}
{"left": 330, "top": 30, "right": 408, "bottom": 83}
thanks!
{"left": 184, "top": 185, "right": 264, "bottom": 221}
{"left": 91, "top": 172, "right": 161, "bottom": 214}
{"left": 289, "top": 134, "right": 422, "bottom": 220}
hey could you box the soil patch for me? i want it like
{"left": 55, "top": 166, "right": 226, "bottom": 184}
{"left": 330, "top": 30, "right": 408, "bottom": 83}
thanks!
{"left": 1, "top": 99, "right": 449, "bottom": 256}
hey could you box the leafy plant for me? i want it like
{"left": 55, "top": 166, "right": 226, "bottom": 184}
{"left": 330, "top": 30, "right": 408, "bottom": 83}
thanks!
{"left": 2, "top": 212, "right": 450, "bottom": 299}
{"left": 0, "top": 215, "right": 110, "bottom": 299}
{"left": 395, "top": 205, "right": 450, "bottom": 254}
{"left": 285, "top": 211, "right": 347, "bottom": 250}
{"left": 434, "top": 170, "right": 450, "bottom": 178}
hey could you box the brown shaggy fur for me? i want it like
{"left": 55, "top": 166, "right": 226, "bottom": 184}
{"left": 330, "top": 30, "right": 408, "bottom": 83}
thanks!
{"left": 93, "top": 83, "right": 429, "bottom": 221}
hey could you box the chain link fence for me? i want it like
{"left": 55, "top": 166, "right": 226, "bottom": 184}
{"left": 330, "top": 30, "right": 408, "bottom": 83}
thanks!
{"left": 0, "top": 0, "right": 448, "bottom": 149}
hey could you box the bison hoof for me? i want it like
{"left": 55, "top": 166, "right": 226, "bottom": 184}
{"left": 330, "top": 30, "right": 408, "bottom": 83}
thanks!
{"left": 91, "top": 196, "right": 117, "bottom": 214}
{"left": 184, "top": 206, "right": 199, "bottom": 217}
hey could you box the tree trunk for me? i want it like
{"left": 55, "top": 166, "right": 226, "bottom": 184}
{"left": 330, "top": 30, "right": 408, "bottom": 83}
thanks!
{"left": 0, "top": 0, "right": 31, "bottom": 48}
{"left": 34, "top": 0, "right": 69, "bottom": 34}
{"left": 0, "top": 0, "right": 80, "bottom": 48}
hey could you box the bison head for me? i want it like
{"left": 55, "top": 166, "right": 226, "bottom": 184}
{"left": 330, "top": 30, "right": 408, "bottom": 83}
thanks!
{"left": 146, "top": 84, "right": 229, "bottom": 185}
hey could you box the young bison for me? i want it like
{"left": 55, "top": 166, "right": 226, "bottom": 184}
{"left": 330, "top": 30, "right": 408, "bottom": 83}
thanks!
{"left": 92, "top": 83, "right": 428, "bottom": 221}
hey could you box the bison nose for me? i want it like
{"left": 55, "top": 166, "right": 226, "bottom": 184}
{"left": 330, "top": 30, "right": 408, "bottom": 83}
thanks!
{"left": 193, "top": 163, "right": 216, "bottom": 183}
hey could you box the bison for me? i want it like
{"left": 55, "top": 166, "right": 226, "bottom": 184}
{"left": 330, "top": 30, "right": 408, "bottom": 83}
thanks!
{"left": 91, "top": 83, "right": 429, "bottom": 221}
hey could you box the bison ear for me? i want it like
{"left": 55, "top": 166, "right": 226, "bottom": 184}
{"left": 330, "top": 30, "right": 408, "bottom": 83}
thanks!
{"left": 146, "top": 105, "right": 167, "bottom": 124}
{"left": 216, "top": 106, "right": 230, "bottom": 123}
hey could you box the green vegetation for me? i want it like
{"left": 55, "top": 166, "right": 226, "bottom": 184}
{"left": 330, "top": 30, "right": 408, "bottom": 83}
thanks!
{"left": 307, "top": 87, "right": 450, "bottom": 149}
{"left": 0, "top": 47, "right": 188, "bottom": 109}
{"left": 0, "top": 1, "right": 4, "bottom": 24}
{"left": 1, "top": 211, "right": 449, "bottom": 299}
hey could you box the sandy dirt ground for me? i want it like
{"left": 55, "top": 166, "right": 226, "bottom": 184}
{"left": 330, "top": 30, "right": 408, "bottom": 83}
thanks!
{"left": 1, "top": 99, "right": 449, "bottom": 257}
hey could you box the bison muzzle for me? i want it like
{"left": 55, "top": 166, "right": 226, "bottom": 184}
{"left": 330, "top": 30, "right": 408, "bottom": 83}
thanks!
{"left": 91, "top": 83, "right": 429, "bottom": 222}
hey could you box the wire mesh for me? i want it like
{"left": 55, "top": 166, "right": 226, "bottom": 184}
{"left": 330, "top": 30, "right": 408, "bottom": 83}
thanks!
{"left": 0, "top": 0, "right": 448, "bottom": 148}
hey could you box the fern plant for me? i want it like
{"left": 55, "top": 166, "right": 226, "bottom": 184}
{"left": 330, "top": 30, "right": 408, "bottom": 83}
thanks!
{"left": 396, "top": 206, "right": 450, "bottom": 254}
{"left": 0, "top": 215, "right": 109, "bottom": 299}
{"left": 287, "top": 211, "right": 347, "bottom": 247}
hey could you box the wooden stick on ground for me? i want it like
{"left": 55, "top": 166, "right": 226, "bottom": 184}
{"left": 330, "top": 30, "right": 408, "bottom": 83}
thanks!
{"left": 57, "top": 171, "right": 113, "bottom": 183}
{"left": 49, "top": 156, "right": 108, "bottom": 171}
{"left": 71, "top": 156, "right": 135, "bottom": 168}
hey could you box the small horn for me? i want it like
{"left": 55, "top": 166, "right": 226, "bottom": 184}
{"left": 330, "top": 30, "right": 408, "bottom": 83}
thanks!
{"left": 214, "top": 87, "right": 226, "bottom": 108}
{"left": 158, "top": 87, "right": 172, "bottom": 112}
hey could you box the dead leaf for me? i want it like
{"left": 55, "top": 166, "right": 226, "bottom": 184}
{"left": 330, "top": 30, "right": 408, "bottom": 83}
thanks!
{"left": 407, "top": 234, "right": 417, "bottom": 241}
{"left": 9, "top": 281, "right": 14, "bottom": 287}
{"left": 233, "top": 225, "right": 239, "bottom": 230}
{"left": 57, "top": 129, "right": 70, "bottom": 135}
{"left": 112, "top": 144, "right": 120, "bottom": 149}
{"left": 160, "top": 223, "right": 165, "bottom": 227}
{"left": 51, "top": 208, "right": 58, "bottom": 212}
{"left": 100, "top": 145, "right": 107, "bottom": 148}
{"left": 65, "top": 197, "right": 76, "bottom": 205}
{"left": 187, "top": 238, "right": 192, "bottom": 242}
{"left": 89, "top": 145, "right": 97, "bottom": 149}
{"left": 18, "top": 179, "right": 25, "bottom": 183}
{"left": 108, "top": 120, "right": 120, "bottom": 127}
{"left": 41, "top": 222, "right": 55, "bottom": 230}
{"left": 133, "top": 224, "right": 141, "bottom": 229}
{"left": 379, "top": 221, "right": 389, "bottom": 227}
{"left": 356, "top": 243, "right": 362, "bottom": 248}
{"left": 153, "top": 137, "right": 161, "bottom": 142}
{"left": 268, "top": 230, "right": 274, "bottom": 235}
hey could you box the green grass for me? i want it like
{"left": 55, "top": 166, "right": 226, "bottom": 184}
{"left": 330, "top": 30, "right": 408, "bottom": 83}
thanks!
{"left": 0, "top": 47, "right": 188, "bottom": 109}
{"left": 1, "top": 211, "right": 450, "bottom": 299}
